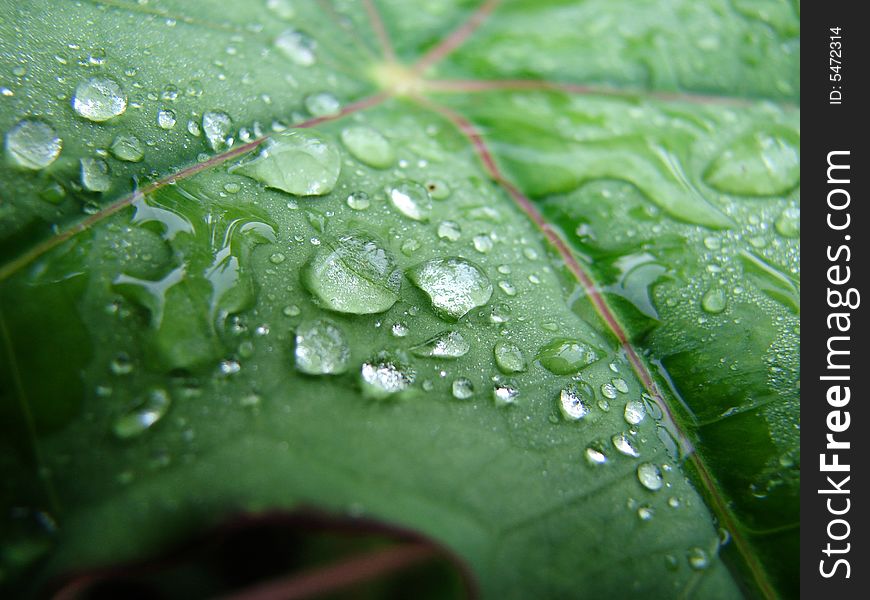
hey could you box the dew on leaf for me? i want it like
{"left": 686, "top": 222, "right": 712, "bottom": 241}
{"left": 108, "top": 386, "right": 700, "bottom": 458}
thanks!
{"left": 346, "top": 191, "right": 370, "bottom": 210}
{"left": 585, "top": 445, "right": 608, "bottom": 466}
{"left": 612, "top": 432, "right": 640, "bottom": 457}
{"left": 391, "top": 322, "right": 409, "bottom": 337}
{"left": 229, "top": 129, "right": 340, "bottom": 196}
{"left": 687, "top": 547, "right": 710, "bottom": 570}
{"left": 425, "top": 179, "right": 450, "bottom": 200}
{"left": 623, "top": 398, "right": 646, "bottom": 425}
{"left": 275, "top": 29, "right": 316, "bottom": 66}
{"left": 775, "top": 206, "right": 800, "bottom": 238}
{"left": 437, "top": 221, "right": 462, "bottom": 241}
{"left": 537, "top": 339, "right": 601, "bottom": 375}
{"left": 492, "top": 377, "right": 519, "bottom": 407}
{"left": 408, "top": 257, "right": 492, "bottom": 320}
{"left": 5, "top": 119, "right": 62, "bottom": 169}
{"left": 410, "top": 331, "right": 470, "bottom": 359}
{"left": 294, "top": 318, "right": 351, "bottom": 375}
{"left": 266, "top": 0, "right": 296, "bottom": 19}
{"left": 452, "top": 377, "right": 474, "bottom": 400}
{"left": 340, "top": 125, "right": 394, "bottom": 169}
{"left": 305, "top": 92, "right": 341, "bottom": 117}
{"left": 558, "top": 382, "right": 592, "bottom": 421}
{"left": 612, "top": 378, "right": 629, "bottom": 393}
{"left": 157, "top": 109, "right": 177, "bottom": 129}
{"left": 637, "top": 506, "right": 655, "bottom": 521}
{"left": 202, "top": 111, "right": 233, "bottom": 151}
{"left": 302, "top": 232, "right": 402, "bottom": 314}
{"left": 701, "top": 288, "right": 727, "bottom": 314}
{"left": 80, "top": 157, "right": 111, "bottom": 192}
{"left": 473, "top": 235, "right": 493, "bottom": 253}
{"left": 498, "top": 280, "right": 517, "bottom": 296}
{"left": 360, "top": 351, "right": 415, "bottom": 399}
{"left": 704, "top": 128, "right": 800, "bottom": 196}
{"left": 110, "top": 353, "right": 134, "bottom": 375}
{"left": 637, "top": 462, "right": 663, "bottom": 491}
{"left": 494, "top": 340, "right": 526, "bottom": 374}
{"left": 600, "top": 383, "right": 618, "bottom": 399}
{"left": 109, "top": 134, "right": 144, "bottom": 162}
{"left": 72, "top": 77, "right": 127, "bottom": 121}
{"left": 113, "top": 388, "right": 171, "bottom": 439}
{"left": 387, "top": 181, "right": 432, "bottom": 221}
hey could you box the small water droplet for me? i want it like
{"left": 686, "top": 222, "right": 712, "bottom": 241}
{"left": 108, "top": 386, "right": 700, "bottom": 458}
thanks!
{"left": 80, "top": 157, "right": 111, "bottom": 192}
{"left": 72, "top": 77, "right": 127, "bottom": 121}
{"left": 202, "top": 111, "right": 233, "bottom": 151}
{"left": 5, "top": 119, "right": 62, "bottom": 169}
{"left": 408, "top": 257, "right": 492, "bottom": 321}
{"left": 601, "top": 383, "right": 618, "bottom": 399}
{"left": 346, "top": 191, "right": 370, "bottom": 210}
{"left": 425, "top": 179, "right": 450, "bottom": 199}
{"left": 361, "top": 351, "right": 415, "bottom": 398}
{"left": 109, "top": 134, "right": 144, "bottom": 162}
{"left": 304, "top": 91, "right": 341, "bottom": 117}
{"left": 687, "top": 547, "right": 710, "bottom": 570}
{"left": 559, "top": 382, "right": 592, "bottom": 421}
{"left": 494, "top": 341, "right": 526, "bottom": 374}
{"left": 157, "top": 109, "right": 177, "bottom": 129}
{"left": 110, "top": 353, "right": 134, "bottom": 375}
{"left": 340, "top": 125, "right": 394, "bottom": 169}
{"left": 400, "top": 238, "right": 420, "bottom": 256}
{"left": 701, "top": 288, "right": 727, "bottom": 314}
{"left": 391, "top": 321, "right": 409, "bottom": 337}
{"left": 492, "top": 377, "right": 519, "bottom": 407}
{"left": 473, "top": 234, "right": 493, "bottom": 253}
{"left": 637, "top": 462, "right": 663, "bottom": 491}
{"left": 267, "top": 0, "right": 296, "bottom": 19}
{"left": 775, "top": 206, "right": 800, "bottom": 238}
{"left": 612, "top": 378, "right": 629, "bottom": 393}
{"left": 623, "top": 398, "right": 646, "bottom": 425}
{"left": 113, "top": 388, "right": 171, "bottom": 439}
{"left": 294, "top": 318, "right": 351, "bottom": 375}
{"left": 410, "top": 330, "right": 470, "bottom": 359}
{"left": 537, "top": 339, "right": 601, "bottom": 375}
{"left": 303, "top": 232, "right": 401, "bottom": 314}
{"left": 452, "top": 378, "right": 474, "bottom": 400}
{"left": 637, "top": 505, "right": 654, "bottom": 521}
{"left": 275, "top": 28, "right": 317, "bottom": 65}
{"left": 497, "top": 280, "right": 516, "bottom": 296}
{"left": 585, "top": 445, "right": 607, "bottom": 465}
{"left": 269, "top": 252, "right": 286, "bottom": 264}
{"left": 612, "top": 432, "right": 640, "bottom": 457}
{"left": 437, "top": 221, "right": 462, "bottom": 242}
{"left": 283, "top": 304, "right": 301, "bottom": 317}
{"left": 387, "top": 181, "right": 432, "bottom": 221}
{"left": 224, "top": 182, "right": 241, "bottom": 194}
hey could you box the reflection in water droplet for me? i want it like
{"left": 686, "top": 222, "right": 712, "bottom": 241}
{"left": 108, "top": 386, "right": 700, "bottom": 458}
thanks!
{"left": 701, "top": 288, "right": 727, "bottom": 314}
{"left": 340, "top": 125, "right": 394, "bottom": 169}
{"left": 305, "top": 91, "right": 341, "bottom": 117}
{"left": 157, "top": 109, "right": 177, "bottom": 129}
{"left": 411, "top": 330, "right": 470, "bottom": 359}
{"left": 559, "top": 382, "right": 592, "bottom": 421}
{"left": 498, "top": 280, "right": 516, "bottom": 296}
{"left": 387, "top": 181, "right": 432, "bottom": 221}
{"left": 637, "top": 505, "right": 654, "bottom": 521}
{"left": 408, "top": 257, "right": 492, "bottom": 321}
{"left": 80, "top": 157, "right": 111, "bottom": 192}
{"left": 202, "top": 111, "right": 233, "bottom": 151}
{"left": 72, "top": 77, "right": 127, "bottom": 121}
{"left": 473, "top": 234, "right": 493, "bottom": 253}
{"left": 538, "top": 339, "right": 601, "bottom": 375}
{"left": 612, "top": 432, "right": 640, "bottom": 457}
{"left": 391, "top": 321, "right": 409, "bottom": 337}
{"left": 347, "top": 191, "right": 370, "bottom": 210}
{"left": 492, "top": 377, "right": 519, "bottom": 407}
{"left": 585, "top": 445, "right": 607, "bottom": 465}
{"left": 109, "top": 134, "right": 144, "bottom": 162}
{"left": 612, "top": 378, "right": 629, "bottom": 393}
{"left": 623, "top": 398, "right": 646, "bottom": 425}
{"left": 302, "top": 232, "right": 402, "bottom": 314}
{"left": 437, "top": 221, "right": 462, "bottom": 242}
{"left": 294, "top": 318, "right": 350, "bottom": 375}
{"left": 687, "top": 547, "right": 710, "bottom": 570}
{"left": 601, "top": 383, "right": 617, "bottom": 399}
{"left": 637, "top": 462, "right": 663, "bottom": 491}
{"left": 494, "top": 341, "right": 526, "bottom": 374}
{"left": 452, "top": 378, "right": 474, "bottom": 400}
{"left": 113, "top": 389, "right": 171, "bottom": 439}
{"left": 360, "top": 351, "right": 415, "bottom": 399}
{"left": 5, "top": 119, "right": 62, "bottom": 169}
{"left": 275, "top": 29, "right": 317, "bottom": 66}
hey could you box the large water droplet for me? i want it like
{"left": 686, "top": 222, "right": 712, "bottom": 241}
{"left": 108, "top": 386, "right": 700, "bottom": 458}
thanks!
{"left": 410, "top": 330, "right": 470, "bottom": 359}
{"left": 623, "top": 398, "right": 646, "bottom": 425}
{"left": 704, "top": 128, "right": 800, "bottom": 196}
{"left": 340, "top": 125, "right": 395, "bottom": 169}
{"left": 452, "top": 378, "right": 474, "bottom": 400}
{"left": 302, "top": 232, "right": 402, "bottom": 314}
{"left": 637, "top": 462, "right": 663, "bottom": 491}
{"left": 493, "top": 340, "right": 526, "bottom": 374}
{"left": 701, "top": 288, "right": 727, "bottom": 314}
{"left": 361, "top": 351, "right": 415, "bottom": 399}
{"left": 559, "top": 382, "right": 592, "bottom": 421}
{"left": 305, "top": 92, "right": 341, "bottom": 117}
{"left": 5, "top": 119, "right": 62, "bottom": 169}
{"left": 387, "top": 181, "right": 432, "bottom": 221}
{"left": 109, "top": 134, "right": 144, "bottom": 162}
{"left": 492, "top": 377, "right": 519, "bottom": 407}
{"left": 72, "top": 77, "right": 127, "bottom": 121}
{"left": 294, "top": 318, "right": 350, "bottom": 375}
{"left": 275, "top": 29, "right": 317, "bottom": 65}
{"left": 408, "top": 257, "right": 492, "bottom": 321}
{"left": 537, "top": 339, "right": 601, "bottom": 375}
{"left": 230, "top": 129, "right": 340, "bottom": 196}
{"left": 113, "top": 388, "right": 171, "bottom": 439}
{"left": 80, "top": 157, "right": 111, "bottom": 192}
{"left": 202, "top": 111, "right": 233, "bottom": 151}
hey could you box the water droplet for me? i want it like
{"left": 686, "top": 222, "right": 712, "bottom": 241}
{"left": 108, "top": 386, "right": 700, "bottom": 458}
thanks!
{"left": 585, "top": 445, "right": 607, "bottom": 465}
{"left": 473, "top": 234, "right": 493, "bottom": 253}
{"left": 494, "top": 341, "right": 526, "bottom": 374}
{"left": 637, "top": 505, "right": 654, "bottom": 521}
{"left": 387, "top": 181, "right": 432, "bottom": 221}
{"left": 5, "top": 119, "right": 62, "bottom": 169}
{"left": 408, "top": 257, "right": 492, "bottom": 320}
{"left": 269, "top": 252, "right": 286, "bottom": 264}
{"left": 612, "top": 378, "right": 629, "bottom": 393}
{"left": 612, "top": 432, "right": 640, "bottom": 457}
{"left": 109, "top": 134, "right": 143, "bottom": 162}
{"left": 537, "top": 339, "right": 601, "bottom": 375}
{"left": 346, "top": 191, "right": 370, "bottom": 210}
{"left": 220, "top": 359, "right": 241, "bottom": 375}
{"left": 72, "top": 77, "right": 127, "bottom": 121}
{"left": 113, "top": 388, "right": 171, "bottom": 439}
{"left": 775, "top": 206, "right": 800, "bottom": 238}
{"left": 304, "top": 91, "right": 341, "bottom": 117}
{"left": 498, "top": 280, "right": 517, "bottom": 296}
{"left": 110, "top": 353, "right": 134, "bottom": 375}
{"left": 600, "top": 383, "right": 618, "bottom": 399}
{"left": 400, "top": 238, "right": 420, "bottom": 256}
{"left": 340, "top": 125, "right": 394, "bottom": 169}
{"left": 704, "top": 128, "right": 799, "bottom": 196}
{"left": 687, "top": 547, "right": 710, "bottom": 570}
{"left": 623, "top": 398, "right": 646, "bottom": 425}
{"left": 701, "top": 288, "right": 727, "bottom": 314}
{"left": 668, "top": 496, "right": 681, "bottom": 508}
{"left": 391, "top": 321, "right": 409, "bottom": 337}
{"left": 294, "top": 318, "right": 351, "bottom": 375}
{"left": 437, "top": 221, "right": 462, "bottom": 242}
{"left": 361, "top": 351, "right": 415, "bottom": 398}
{"left": 637, "top": 462, "right": 663, "bottom": 491}
{"left": 492, "top": 377, "right": 519, "bottom": 407}
{"left": 202, "top": 111, "right": 233, "bottom": 151}
{"left": 80, "top": 157, "right": 111, "bottom": 192}
{"left": 283, "top": 304, "right": 301, "bottom": 317}
{"left": 275, "top": 29, "right": 317, "bottom": 65}
{"left": 559, "top": 382, "right": 592, "bottom": 421}
{"left": 703, "top": 236, "right": 721, "bottom": 250}
{"left": 452, "top": 377, "right": 474, "bottom": 400}
{"left": 224, "top": 182, "right": 241, "bottom": 194}
{"left": 267, "top": 0, "right": 296, "bottom": 19}
{"left": 157, "top": 109, "right": 177, "bottom": 129}
{"left": 410, "top": 330, "right": 470, "bottom": 359}
{"left": 665, "top": 554, "right": 680, "bottom": 571}
{"left": 230, "top": 129, "right": 340, "bottom": 196}
{"left": 302, "top": 232, "right": 402, "bottom": 314}
{"left": 161, "top": 84, "right": 179, "bottom": 102}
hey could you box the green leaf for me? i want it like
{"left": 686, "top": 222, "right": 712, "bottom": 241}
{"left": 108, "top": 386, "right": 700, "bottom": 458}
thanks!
{"left": 0, "top": 1, "right": 798, "bottom": 598}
